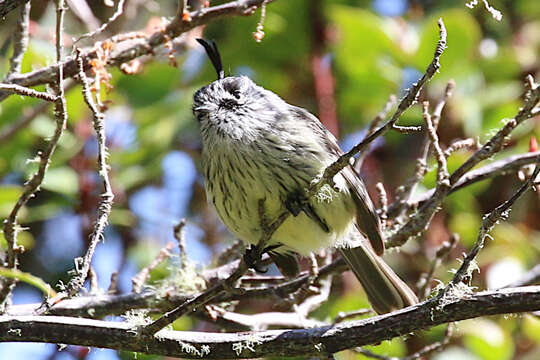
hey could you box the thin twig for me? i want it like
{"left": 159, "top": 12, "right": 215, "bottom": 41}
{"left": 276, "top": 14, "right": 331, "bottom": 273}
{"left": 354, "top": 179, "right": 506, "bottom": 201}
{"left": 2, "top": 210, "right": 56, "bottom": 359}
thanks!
{"left": 355, "top": 322, "right": 453, "bottom": 360}
{"left": 444, "top": 138, "right": 478, "bottom": 158}
{"left": 141, "top": 201, "right": 290, "bottom": 335}
{"left": 0, "top": 267, "right": 56, "bottom": 298}
{"left": 389, "top": 151, "right": 540, "bottom": 215}
{"left": 387, "top": 77, "right": 539, "bottom": 248}
{"left": 0, "top": 0, "right": 28, "bottom": 18}
{"left": 333, "top": 308, "right": 373, "bottom": 323}
{"left": 220, "top": 257, "right": 347, "bottom": 303}
{"left": 108, "top": 271, "right": 119, "bottom": 294}
{"left": 132, "top": 243, "right": 175, "bottom": 293}
{"left": 423, "top": 101, "right": 450, "bottom": 186}
{"left": 215, "top": 240, "right": 244, "bottom": 266}
{"left": 466, "top": 0, "right": 502, "bottom": 21}
{"left": 295, "top": 252, "right": 333, "bottom": 317}
{"left": 64, "top": 48, "right": 114, "bottom": 297}
{"left": 353, "top": 348, "right": 391, "bottom": 360}
{"left": 392, "top": 124, "right": 422, "bottom": 134}
{"left": 6, "top": 0, "right": 31, "bottom": 78}
{"left": 5, "top": 260, "right": 345, "bottom": 319}
{"left": 173, "top": 220, "right": 188, "bottom": 267}
{"left": 253, "top": 0, "right": 268, "bottom": 42}
{"left": 313, "top": 19, "right": 446, "bottom": 193}
{"left": 354, "top": 95, "right": 396, "bottom": 170}
{"left": 177, "top": 0, "right": 187, "bottom": 17}
{"left": 88, "top": 268, "right": 98, "bottom": 294}
{"left": 141, "top": 259, "right": 249, "bottom": 335}
{"left": 0, "top": 84, "right": 58, "bottom": 102}
{"left": 0, "top": 81, "right": 76, "bottom": 143}
{"left": 450, "top": 76, "right": 539, "bottom": 186}
{"left": 294, "top": 274, "right": 332, "bottom": 322}
{"left": 74, "top": 0, "right": 127, "bottom": 44}
{"left": 403, "top": 323, "right": 453, "bottom": 360}
{"left": 0, "top": 0, "right": 68, "bottom": 311}
{"left": 431, "top": 80, "right": 455, "bottom": 127}
{"left": 375, "top": 182, "right": 388, "bottom": 230}
{"left": 3, "top": 291, "right": 536, "bottom": 360}
{"left": 418, "top": 234, "right": 459, "bottom": 299}
{"left": 207, "top": 306, "right": 326, "bottom": 330}
{"left": 393, "top": 81, "right": 454, "bottom": 217}
{"left": 0, "top": 0, "right": 278, "bottom": 103}
{"left": 0, "top": 101, "right": 49, "bottom": 143}
{"left": 442, "top": 164, "right": 540, "bottom": 294}
{"left": 502, "top": 264, "right": 540, "bottom": 288}
{"left": 240, "top": 275, "right": 288, "bottom": 284}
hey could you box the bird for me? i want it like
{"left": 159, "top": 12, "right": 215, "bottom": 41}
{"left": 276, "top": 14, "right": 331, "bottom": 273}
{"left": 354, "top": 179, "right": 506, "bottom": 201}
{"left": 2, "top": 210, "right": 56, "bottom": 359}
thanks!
{"left": 192, "top": 39, "right": 418, "bottom": 314}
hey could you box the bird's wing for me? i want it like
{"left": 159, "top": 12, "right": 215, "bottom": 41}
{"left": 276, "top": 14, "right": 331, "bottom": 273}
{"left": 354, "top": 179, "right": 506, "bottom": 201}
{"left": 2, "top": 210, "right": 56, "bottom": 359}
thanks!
{"left": 290, "top": 105, "right": 385, "bottom": 255}
{"left": 341, "top": 166, "right": 384, "bottom": 255}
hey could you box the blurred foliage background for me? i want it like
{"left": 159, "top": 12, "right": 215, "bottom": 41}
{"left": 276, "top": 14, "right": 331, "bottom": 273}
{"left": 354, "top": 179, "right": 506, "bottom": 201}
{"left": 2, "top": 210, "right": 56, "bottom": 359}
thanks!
{"left": 0, "top": 0, "right": 539, "bottom": 359}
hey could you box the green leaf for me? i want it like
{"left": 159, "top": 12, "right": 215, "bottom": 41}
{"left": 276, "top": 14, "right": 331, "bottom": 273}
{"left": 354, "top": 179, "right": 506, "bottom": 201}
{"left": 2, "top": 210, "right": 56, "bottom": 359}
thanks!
{"left": 415, "top": 9, "right": 481, "bottom": 75}
{"left": 205, "top": 0, "right": 310, "bottom": 95}
{"left": 41, "top": 166, "right": 79, "bottom": 196}
{"left": 523, "top": 315, "right": 540, "bottom": 343}
{"left": 327, "top": 293, "right": 371, "bottom": 320}
{"left": 449, "top": 212, "right": 481, "bottom": 248}
{"left": 329, "top": 5, "right": 400, "bottom": 127}
{"left": 0, "top": 267, "right": 56, "bottom": 297}
{"left": 116, "top": 63, "right": 181, "bottom": 107}
{"left": 21, "top": 39, "right": 55, "bottom": 74}
{"left": 109, "top": 208, "right": 137, "bottom": 227}
{"left": 461, "top": 319, "right": 514, "bottom": 360}
{"left": 355, "top": 337, "right": 406, "bottom": 359}
{"left": 0, "top": 185, "right": 22, "bottom": 218}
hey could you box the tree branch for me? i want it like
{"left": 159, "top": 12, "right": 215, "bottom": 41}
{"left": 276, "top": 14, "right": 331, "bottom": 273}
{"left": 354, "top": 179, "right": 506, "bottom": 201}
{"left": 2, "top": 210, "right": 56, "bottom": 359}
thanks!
{"left": 443, "top": 164, "right": 539, "bottom": 292}
{"left": 5, "top": 0, "right": 30, "bottom": 78}
{"left": 61, "top": 49, "right": 115, "bottom": 298}
{"left": 74, "top": 0, "right": 127, "bottom": 44}
{"left": 1, "top": 287, "right": 539, "bottom": 359}
{"left": 389, "top": 150, "right": 540, "bottom": 217}
{"left": 0, "top": 83, "right": 58, "bottom": 102}
{"left": 386, "top": 77, "right": 539, "bottom": 248}
{"left": 0, "top": 0, "right": 27, "bottom": 19}
{"left": 312, "top": 19, "right": 447, "bottom": 193}
{"left": 449, "top": 76, "right": 539, "bottom": 185}
{"left": 393, "top": 81, "right": 454, "bottom": 216}
{"left": 0, "top": 0, "right": 68, "bottom": 311}
{"left": 0, "top": 81, "right": 77, "bottom": 143}
{"left": 0, "top": 0, "right": 277, "bottom": 102}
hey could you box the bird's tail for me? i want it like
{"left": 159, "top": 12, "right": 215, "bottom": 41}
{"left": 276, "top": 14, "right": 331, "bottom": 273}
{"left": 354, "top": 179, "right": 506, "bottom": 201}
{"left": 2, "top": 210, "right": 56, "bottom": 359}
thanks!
{"left": 338, "top": 243, "right": 418, "bottom": 314}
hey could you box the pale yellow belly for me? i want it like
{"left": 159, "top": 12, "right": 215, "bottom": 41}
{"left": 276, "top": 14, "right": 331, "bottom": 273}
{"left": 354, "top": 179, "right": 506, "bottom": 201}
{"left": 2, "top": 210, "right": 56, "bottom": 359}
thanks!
{"left": 216, "top": 180, "right": 356, "bottom": 256}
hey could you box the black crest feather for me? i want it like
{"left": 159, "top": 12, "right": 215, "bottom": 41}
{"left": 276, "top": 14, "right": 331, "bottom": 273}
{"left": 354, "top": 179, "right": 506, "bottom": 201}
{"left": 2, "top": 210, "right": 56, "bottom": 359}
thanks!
{"left": 196, "top": 38, "right": 224, "bottom": 80}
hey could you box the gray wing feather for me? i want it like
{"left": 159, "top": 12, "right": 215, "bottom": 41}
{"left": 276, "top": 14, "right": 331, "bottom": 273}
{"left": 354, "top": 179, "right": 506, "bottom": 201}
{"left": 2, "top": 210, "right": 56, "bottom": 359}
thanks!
{"left": 290, "top": 105, "right": 385, "bottom": 255}
{"left": 341, "top": 167, "right": 384, "bottom": 255}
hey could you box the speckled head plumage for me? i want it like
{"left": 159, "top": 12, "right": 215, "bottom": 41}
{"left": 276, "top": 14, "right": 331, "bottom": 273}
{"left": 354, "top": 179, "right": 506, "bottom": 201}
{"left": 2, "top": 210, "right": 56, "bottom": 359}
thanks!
{"left": 193, "top": 39, "right": 289, "bottom": 141}
{"left": 193, "top": 39, "right": 285, "bottom": 125}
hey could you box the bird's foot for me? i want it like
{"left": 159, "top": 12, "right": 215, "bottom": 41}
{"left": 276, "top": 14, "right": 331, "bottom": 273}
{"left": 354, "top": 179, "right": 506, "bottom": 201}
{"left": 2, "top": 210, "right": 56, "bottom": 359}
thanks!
{"left": 243, "top": 244, "right": 282, "bottom": 273}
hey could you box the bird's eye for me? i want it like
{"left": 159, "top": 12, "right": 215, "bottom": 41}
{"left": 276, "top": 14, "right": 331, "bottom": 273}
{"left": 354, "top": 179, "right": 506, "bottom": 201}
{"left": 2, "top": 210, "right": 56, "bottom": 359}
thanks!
{"left": 231, "top": 89, "right": 241, "bottom": 99}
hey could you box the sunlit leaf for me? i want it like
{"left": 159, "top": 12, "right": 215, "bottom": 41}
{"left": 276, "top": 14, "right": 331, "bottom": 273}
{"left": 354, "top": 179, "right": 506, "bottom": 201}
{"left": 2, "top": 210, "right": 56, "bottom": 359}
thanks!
{"left": 461, "top": 319, "right": 514, "bottom": 360}
{"left": 41, "top": 166, "right": 79, "bottom": 196}
{"left": 0, "top": 185, "right": 22, "bottom": 218}
{"left": 415, "top": 9, "right": 481, "bottom": 75}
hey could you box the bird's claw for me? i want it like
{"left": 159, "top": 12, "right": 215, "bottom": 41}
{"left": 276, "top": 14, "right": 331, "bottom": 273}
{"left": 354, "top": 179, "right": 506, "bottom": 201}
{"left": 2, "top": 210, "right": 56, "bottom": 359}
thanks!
{"left": 243, "top": 244, "right": 283, "bottom": 274}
